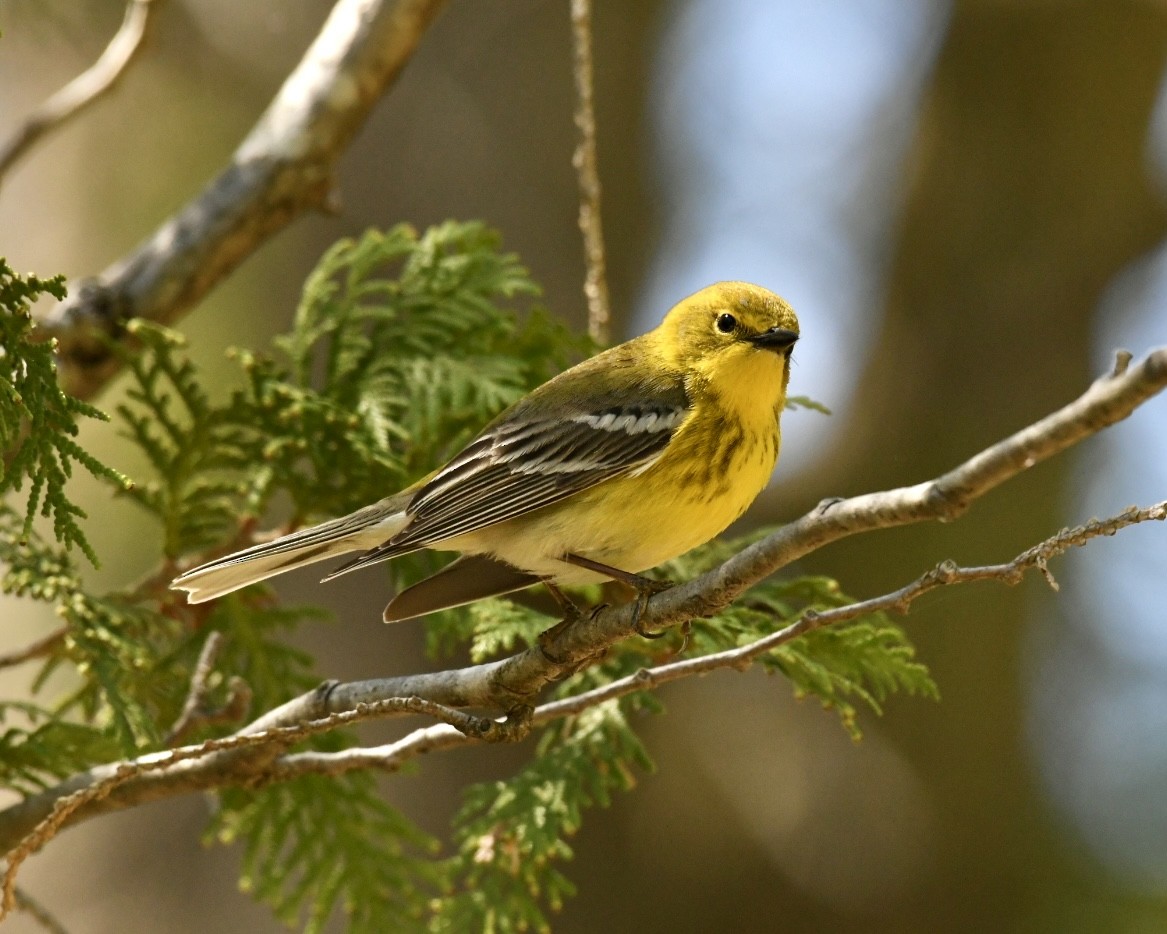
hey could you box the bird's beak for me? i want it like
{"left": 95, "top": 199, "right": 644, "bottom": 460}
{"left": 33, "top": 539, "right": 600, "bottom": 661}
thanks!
{"left": 747, "top": 327, "right": 799, "bottom": 351}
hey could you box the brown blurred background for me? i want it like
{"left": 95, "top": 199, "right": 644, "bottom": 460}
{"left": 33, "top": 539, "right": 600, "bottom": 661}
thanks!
{"left": 3, "top": 0, "right": 1167, "bottom": 931}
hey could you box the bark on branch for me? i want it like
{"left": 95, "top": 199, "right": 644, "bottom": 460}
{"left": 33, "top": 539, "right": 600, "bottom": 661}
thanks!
{"left": 34, "top": 0, "right": 448, "bottom": 402}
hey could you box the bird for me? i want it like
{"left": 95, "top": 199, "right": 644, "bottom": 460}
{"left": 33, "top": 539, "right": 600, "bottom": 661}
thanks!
{"left": 170, "top": 281, "right": 800, "bottom": 628}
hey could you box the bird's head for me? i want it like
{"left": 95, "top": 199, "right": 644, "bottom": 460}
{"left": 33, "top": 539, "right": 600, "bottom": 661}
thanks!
{"left": 655, "top": 282, "right": 800, "bottom": 404}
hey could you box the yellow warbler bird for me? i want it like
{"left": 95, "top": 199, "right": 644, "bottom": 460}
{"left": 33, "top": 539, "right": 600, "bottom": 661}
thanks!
{"left": 171, "top": 282, "right": 800, "bottom": 625}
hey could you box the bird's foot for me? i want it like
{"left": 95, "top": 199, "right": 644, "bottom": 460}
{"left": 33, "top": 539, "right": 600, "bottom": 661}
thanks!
{"left": 560, "top": 551, "right": 676, "bottom": 641}
{"left": 626, "top": 576, "right": 674, "bottom": 639}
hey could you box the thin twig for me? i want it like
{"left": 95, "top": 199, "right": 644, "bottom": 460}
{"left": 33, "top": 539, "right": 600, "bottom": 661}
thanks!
{"left": 165, "top": 632, "right": 252, "bottom": 746}
{"left": 269, "top": 722, "right": 470, "bottom": 780}
{"left": 0, "top": 0, "right": 163, "bottom": 187}
{"left": 570, "top": 0, "right": 611, "bottom": 345}
{"left": 533, "top": 501, "right": 1167, "bottom": 721}
{"left": 12, "top": 887, "right": 69, "bottom": 934}
{"left": 0, "top": 627, "right": 66, "bottom": 671}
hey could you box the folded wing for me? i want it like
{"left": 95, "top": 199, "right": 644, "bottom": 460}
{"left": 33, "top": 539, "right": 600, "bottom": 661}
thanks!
{"left": 325, "top": 375, "right": 691, "bottom": 579}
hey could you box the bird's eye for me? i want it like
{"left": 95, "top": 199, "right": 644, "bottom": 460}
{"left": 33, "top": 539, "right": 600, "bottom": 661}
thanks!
{"left": 715, "top": 312, "right": 737, "bottom": 334}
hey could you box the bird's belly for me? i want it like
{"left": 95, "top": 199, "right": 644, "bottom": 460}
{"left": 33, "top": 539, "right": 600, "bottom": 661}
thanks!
{"left": 440, "top": 424, "right": 780, "bottom": 583}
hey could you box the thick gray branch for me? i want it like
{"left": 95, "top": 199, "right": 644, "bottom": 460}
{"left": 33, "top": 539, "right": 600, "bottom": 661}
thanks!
{"left": 35, "top": 0, "right": 448, "bottom": 401}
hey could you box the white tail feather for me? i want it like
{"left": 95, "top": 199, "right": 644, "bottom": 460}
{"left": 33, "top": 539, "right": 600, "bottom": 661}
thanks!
{"left": 171, "top": 506, "right": 409, "bottom": 604}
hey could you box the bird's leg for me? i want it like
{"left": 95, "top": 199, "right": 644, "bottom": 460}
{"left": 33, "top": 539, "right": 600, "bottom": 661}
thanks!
{"left": 561, "top": 552, "right": 672, "bottom": 639}
{"left": 542, "top": 581, "right": 586, "bottom": 630}
{"left": 538, "top": 581, "right": 583, "bottom": 653}
{"left": 537, "top": 581, "right": 606, "bottom": 668}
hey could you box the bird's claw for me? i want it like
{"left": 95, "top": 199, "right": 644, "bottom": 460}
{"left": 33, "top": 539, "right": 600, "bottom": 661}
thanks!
{"left": 629, "top": 577, "right": 673, "bottom": 639}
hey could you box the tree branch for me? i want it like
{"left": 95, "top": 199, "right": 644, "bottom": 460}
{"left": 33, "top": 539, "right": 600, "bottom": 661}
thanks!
{"left": 34, "top": 0, "right": 449, "bottom": 402}
{"left": 535, "top": 500, "right": 1167, "bottom": 719}
{"left": 570, "top": 0, "right": 611, "bottom": 345}
{"left": 58, "top": 495, "right": 1167, "bottom": 800}
{"left": 0, "top": 0, "right": 163, "bottom": 188}
{"left": 1, "top": 347, "right": 1164, "bottom": 890}
{"left": 267, "top": 497, "right": 1167, "bottom": 781}
{"left": 164, "top": 632, "right": 254, "bottom": 746}
{"left": 0, "top": 693, "right": 502, "bottom": 919}
{"left": 0, "top": 627, "right": 66, "bottom": 672}
{"left": 625, "top": 346, "right": 1167, "bottom": 638}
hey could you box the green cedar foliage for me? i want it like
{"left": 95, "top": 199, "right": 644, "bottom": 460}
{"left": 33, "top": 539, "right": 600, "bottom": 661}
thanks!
{"left": 0, "top": 225, "right": 935, "bottom": 933}
{"left": 210, "top": 771, "right": 442, "bottom": 934}
{"left": 436, "top": 701, "right": 652, "bottom": 932}
{"left": 0, "top": 260, "right": 128, "bottom": 563}
{"left": 658, "top": 533, "right": 938, "bottom": 739}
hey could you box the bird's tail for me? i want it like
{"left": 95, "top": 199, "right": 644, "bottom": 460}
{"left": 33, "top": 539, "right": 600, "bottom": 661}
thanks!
{"left": 170, "top": 500, "right": 409, "bottom": 604}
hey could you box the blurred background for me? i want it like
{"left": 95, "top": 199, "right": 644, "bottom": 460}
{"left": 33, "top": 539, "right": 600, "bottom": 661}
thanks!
{"left": 3, "top": 0, "right": 1167, "bottom": 930}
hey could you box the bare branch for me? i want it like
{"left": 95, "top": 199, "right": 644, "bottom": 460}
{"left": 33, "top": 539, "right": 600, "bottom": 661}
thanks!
{"left": 166, "top": 631, "right": 225, "bottom": 743}
{"left": 0, "top": 348, "right": 1163, "bottom": 890}
{"left": 12, "top": 887, "right": 69, "bottom": 934}
{"left": 618, "top": 345, "right": 1167, "bottom": 639}
{"left": 0, "top": 693, "right": 498, "bottom": 920}
{"left": 0, "top": 627, "right": 66, "bottom": 671}
{"left": 535, "top": 500, "right": 1167, "bottom": 720}
{"left": 269, "top": 722, "right": 470, "bottom": 780}
{"left": 164, "top": 632, "right": 255, "bottom": 746}
{"left": 570, "top": 0, "right": 611, "bottom": 345}
{"left": 35, "top": 0, "right": 449, "bottom": 401}
{"left": 272, "top": 702, "right": 537, "bottom": 782}
{"left": 0, "top": 0, "right": 163, "bottom": 187}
